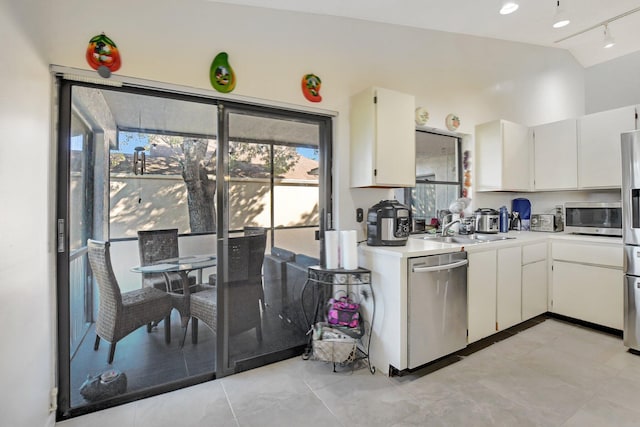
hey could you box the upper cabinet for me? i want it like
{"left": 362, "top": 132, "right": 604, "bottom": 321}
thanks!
{"left": 475, "top": 120, "right": 530, "bottom": 192}
{"left": 532, "top": 119, "right": 578, "bottom": 191}
{"left": 350, "top": 87, "right": 416, "bottom": 188}
{"left": 578, "top": 105, "right": 638, "bottom": 189}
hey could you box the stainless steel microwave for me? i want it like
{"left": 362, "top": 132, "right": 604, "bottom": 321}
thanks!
{"left": 564, "top": 201, "right": 622, "bottom": 236}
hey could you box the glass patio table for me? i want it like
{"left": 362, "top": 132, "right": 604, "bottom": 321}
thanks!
{"left": 131, "top": 255, "right": 217, "bottom": 331}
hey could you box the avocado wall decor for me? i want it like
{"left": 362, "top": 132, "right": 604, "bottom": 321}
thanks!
{"left": 210, "top": 52, "right": 236, "bottom": 93}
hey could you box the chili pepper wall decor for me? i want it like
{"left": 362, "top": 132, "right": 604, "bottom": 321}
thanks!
{"left": 85, "top": 33, "right": 122, "bottom": 78}
{"left": 210, "top": 52, "right": 236, "bottom": 93}
{"left": 301, "top": 74, "right": 322, "bottom": 102}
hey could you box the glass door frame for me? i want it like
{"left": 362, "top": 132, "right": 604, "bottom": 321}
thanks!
{"left": 215, "top": 100, "right": 333, "bottom": 377}
{"left": 55, "top": 75, "right": 334, "bottom": 418}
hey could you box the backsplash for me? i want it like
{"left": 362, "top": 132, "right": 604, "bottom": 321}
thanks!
{"left": 474, "top": 189, "right": 622, "bottom": 214}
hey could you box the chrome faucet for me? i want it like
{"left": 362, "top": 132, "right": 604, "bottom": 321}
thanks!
{"left": 441, "top": 215, "right": 461, "bottom": 236}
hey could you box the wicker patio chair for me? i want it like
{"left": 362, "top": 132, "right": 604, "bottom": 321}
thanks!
{"left": 137, "top": 228, "right": 196, "bottom": 292}
{"left": 87, "top": 239, "right": 173, "bottom": 364}
{"left": 208, "top": 226, "right": 267, "bottom": 309}
{"left": 190, "top": 233, "right": 266, "bottom": 344}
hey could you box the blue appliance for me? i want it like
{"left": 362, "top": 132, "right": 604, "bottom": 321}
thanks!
{"left": 512, "top": 198, "right": 531, "bottom": 231}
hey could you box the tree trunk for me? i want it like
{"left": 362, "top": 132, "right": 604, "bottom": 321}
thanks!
{"left": 181, "top": 139, "right": 216, "bottom": 233}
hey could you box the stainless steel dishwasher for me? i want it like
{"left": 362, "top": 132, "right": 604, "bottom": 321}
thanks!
{"left": 408, "top": 251, "right": 468, "bottom": 369}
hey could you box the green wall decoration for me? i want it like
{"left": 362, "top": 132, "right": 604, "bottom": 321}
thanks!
{"left": 210, "top": 52, "right": 236, "bottom": 93}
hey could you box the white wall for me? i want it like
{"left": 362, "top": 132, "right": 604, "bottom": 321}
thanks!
{"left": 47, "top": 0, "right": 586, "bottom": 239}
{"left": 475, "top": 189, "right": 622, "bottom": 218}
{"left": 585, "top": 50, "right": 640, "bottom": 114}
{"left": 0, "top": 1, "right": 56, "bottom": 426}
{"left": 0, "top": 0, "right": 607, "bottom": 425}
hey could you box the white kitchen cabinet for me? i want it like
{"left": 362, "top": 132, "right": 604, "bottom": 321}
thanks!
{"left": 496, "top": 246, "right": 522, "bottom": 330}
{"left": 531, "top": 119, "right": 578, "bottom": 191}
{"left": 358, "top": 248, "right": 406, "bottom": 373}
{"left": 552, "top": 262, "right": 622, "bottom": 330}
{"left": 521, "top": 242, "right": 548, "bottom": 320}
{"left": 350, "top": 87, "right": 416, "bottom": 188}
{"left": 550, "top": 240, "right": 623, "bottom": 330}
{"left": 467, "top": 249, "right": 497, "bottom": 343}
{"left": 475, "top": 119, "right": 530, "bottom": 192}
{"left": 578, "top": 105, "right": 637, "bottom": 189}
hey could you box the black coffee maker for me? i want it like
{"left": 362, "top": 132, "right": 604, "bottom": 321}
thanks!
{"left": 366, "top": 200, "right": 410, "bottom": 246}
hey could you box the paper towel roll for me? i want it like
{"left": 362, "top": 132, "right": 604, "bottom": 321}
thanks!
{"left": 340, "top": 230, "right": 358, "bottom": 270}
{"left": 324, "top": 230, "right": 340, "bottom": 269}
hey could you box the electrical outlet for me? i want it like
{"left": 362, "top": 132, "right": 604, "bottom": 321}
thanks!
{"left": 356, "top": 208, "right": 364, "bottom": 223}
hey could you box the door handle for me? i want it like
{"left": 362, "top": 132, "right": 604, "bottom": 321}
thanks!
{"left": 412, "top": 259, "right": 468, "bottom": 273}
{"left": 57, "top": 219, "right": 65, "bottom": 253}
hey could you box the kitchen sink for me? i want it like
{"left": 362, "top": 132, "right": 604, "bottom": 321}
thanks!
{"left": 411, "top": 234, "right": 516, "bottom": 245}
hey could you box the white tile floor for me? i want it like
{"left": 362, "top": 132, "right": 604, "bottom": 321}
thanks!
{"left": 57, "top": 319, "right": 640, "bottom": 427}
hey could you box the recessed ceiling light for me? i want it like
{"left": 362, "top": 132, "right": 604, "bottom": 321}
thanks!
{"left": 500, "top": 1, "right": 519, "bottom": 15}
{"left": 552, "top": 0, "right": 570, "bottom": 28}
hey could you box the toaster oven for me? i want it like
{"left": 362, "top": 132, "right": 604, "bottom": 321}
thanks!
{"left": 530, "top": 214, "right": 563, "bottom": 232}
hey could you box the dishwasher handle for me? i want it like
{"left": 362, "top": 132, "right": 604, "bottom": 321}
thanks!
{"left": 412, "top": 259, "right": 468, "bottom": 273}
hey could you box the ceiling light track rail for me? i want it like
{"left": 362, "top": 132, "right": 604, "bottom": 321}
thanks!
{"left": 554, "top": 6, "right": 640, "bottom": 44}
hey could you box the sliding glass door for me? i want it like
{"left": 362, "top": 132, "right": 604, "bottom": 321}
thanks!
{"left": 216, "top": 105, "right": 332, "bottom": 375}
{"left": 56, "top": 77, "right": 332, "bottom": 419}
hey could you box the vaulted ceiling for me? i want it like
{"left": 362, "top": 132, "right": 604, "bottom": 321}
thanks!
{"left": 208, "top": 0, "right": 640, "bottom": 68}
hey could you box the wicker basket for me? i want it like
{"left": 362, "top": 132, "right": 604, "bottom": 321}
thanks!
{"left": 312, "top": 325, "right": 357, "bottom": 364}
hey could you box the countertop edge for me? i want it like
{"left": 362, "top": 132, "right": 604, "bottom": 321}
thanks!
{"left": 359, "top": 231, "right": 622, "bottom": 257}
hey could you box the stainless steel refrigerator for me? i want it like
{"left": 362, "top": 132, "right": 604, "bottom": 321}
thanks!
{"left": 622, "top": 129, "right": 640, "bottom": 351}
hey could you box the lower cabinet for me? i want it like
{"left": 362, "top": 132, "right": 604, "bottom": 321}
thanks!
{"left": 550, "top": 240, "right": 623, "bottom": 330}
{"left": 468, "top": 249, "right": 497, "bottom": 343}
{"left": 496, "top": 246, "right": 522, "bottom": 331}
{"left": 522, "top": 261, "right": 548, "bottom": 320}
{"left": 468, "top": 241, "right": 548, "bottom": 344}
{"left": 552, "top": 261, "right": 623, "bottom": 330}
{"left": 522, "top": 242, "right": 548, "bottom": 320}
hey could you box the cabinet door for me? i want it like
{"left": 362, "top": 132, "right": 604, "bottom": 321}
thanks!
{"left": 578, "top": 105, "right": 637, "bottom": 188}
{"left": 532, "top": 119, "right": 578, "bottom": 190}
{"left": 522, "top": 260, "right": 547, "bottom": 320}
{"left": 475, "top": 120, "right": 529, "bottom": 191}
{"left": 496, "top": 246, "right": 522, "bottom": 330}
{"left": 350, "top": 87, "right": 415, "bottom": 188}
{"left": 374, "top": 87, "right": 416, "bottom": 187}
{"left": 501, "top": 121, "right": 531, "bottom": 191}
{"left": 475, "top": 120, "right": 502, "bottom": 191}
{"left": 350, "top": 87, "right": 376, "bottom": 188}
{"left": 552, "top": 261, "right": 623, "bottom": 330}
{"left": 468, "top": 250, "right": 497, "bottom": 343}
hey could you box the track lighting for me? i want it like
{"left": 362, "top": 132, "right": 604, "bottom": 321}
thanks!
{"left": 554, "top": 6, "right": 640, "bottom": 48}
{"left": 499, "top": 1, "right": 519, "bottom": 15}
{"left": 552, "top": 0, "right": 570, "bottom": 28}
{"left": 603, "top": 24, "right": 615, "bottom": 49}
